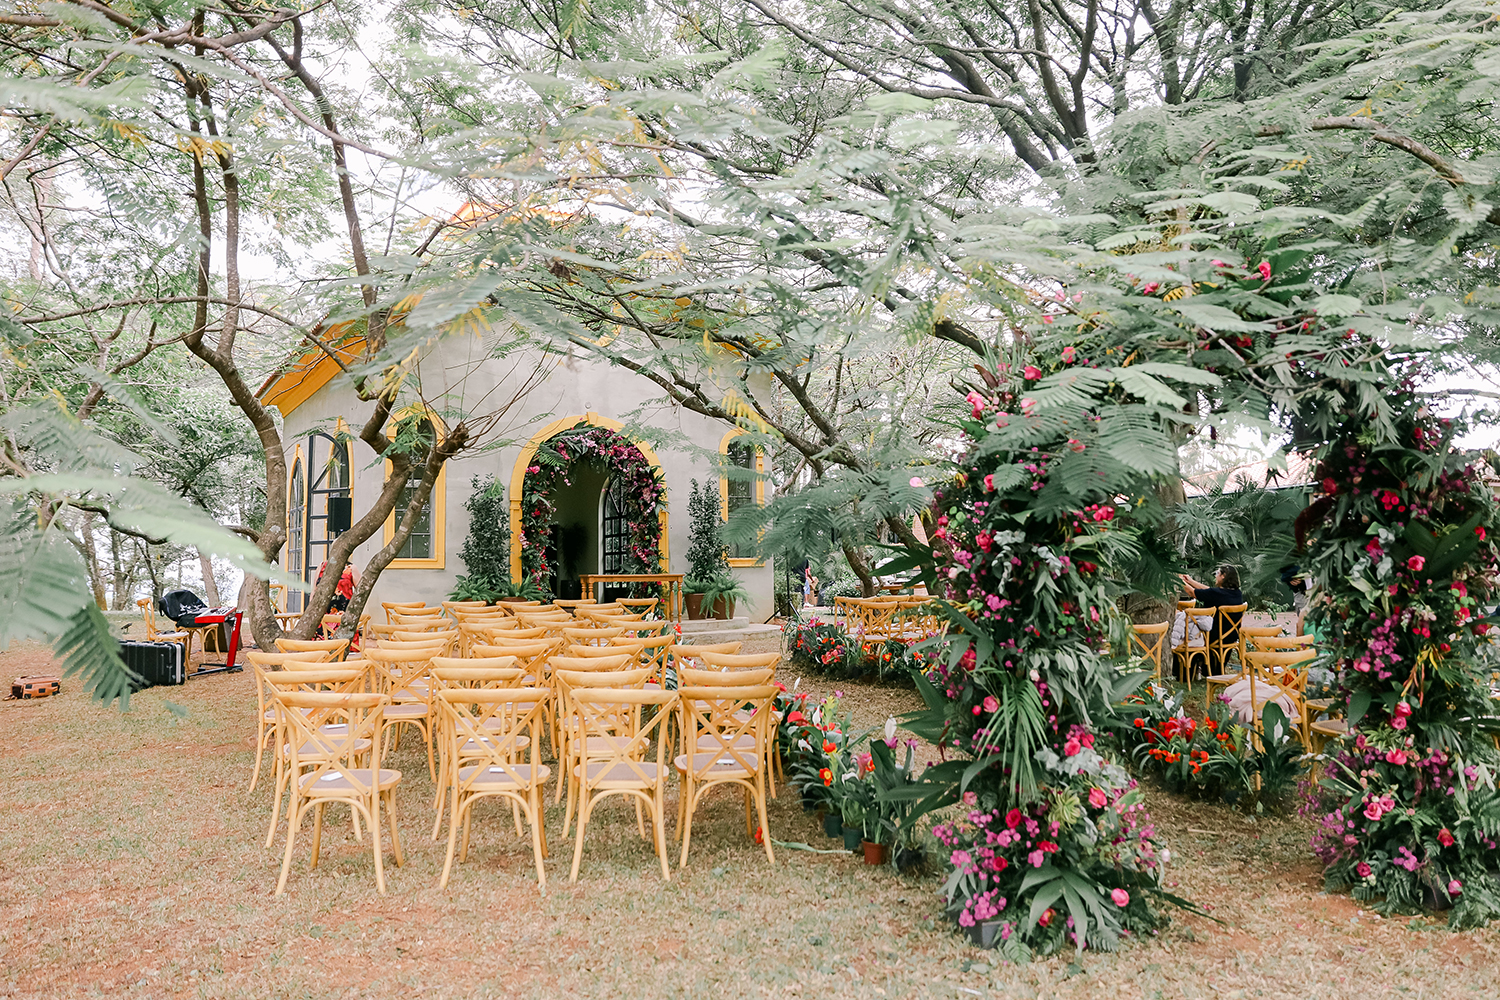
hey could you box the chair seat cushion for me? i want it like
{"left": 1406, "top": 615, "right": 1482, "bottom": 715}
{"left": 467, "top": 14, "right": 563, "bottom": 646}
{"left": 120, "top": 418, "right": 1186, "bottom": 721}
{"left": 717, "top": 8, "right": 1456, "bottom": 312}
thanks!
{"left": 284, "top": 737, "right": 372, "bottom": 756}
{"left": 1311, "top": 718, "right": 1348, "bottom": 735}
{"left": 573, "top": 760, "right": 669, "bottom": 786}
{"left": 384, "top": 704, "right": 429, "bottom": 719}
{"left": 456, "top": 763, "right": 550, "bottom": 787}
{"left": 300, "top": 767, "right": 401, "bottom": 793}
{"left": 456, "top": 734, "right": 531, "bottom": 753}
{"left": 695, "top": 734, "right": 755, "bottom": 751}
{"left": 582, "top": 734, "right": 648, "bottom": 754}
{"left": 674, "top": 751, "right": 758, "bottom": 777}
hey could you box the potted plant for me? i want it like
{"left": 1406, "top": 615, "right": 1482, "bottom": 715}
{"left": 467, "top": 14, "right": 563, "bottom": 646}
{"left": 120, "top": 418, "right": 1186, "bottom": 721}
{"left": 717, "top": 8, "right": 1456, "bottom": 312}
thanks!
{"left": 869, "top": 722, "right": 919, "bottom": 867}
{"left": 683, "top": 479, "right": 729, "bottom": 619}
{"left": 699, "top": 573, "right": 750, "bottom": 620}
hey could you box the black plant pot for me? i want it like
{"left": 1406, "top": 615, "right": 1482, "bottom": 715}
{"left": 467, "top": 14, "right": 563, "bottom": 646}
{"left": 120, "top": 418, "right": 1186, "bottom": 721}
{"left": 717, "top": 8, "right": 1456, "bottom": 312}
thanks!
{"left": 842, "top": 825, "right": 863, "bottom": 852}
{"left": 1422, "top": 879, "right": 1456, "bottom": 911}
{"left": 963, "top": 918, "right": 1007, "bottom": 950}
{"left": 823, "top": 812, "right": 842, "bottom": 838}
{"left": 895, "top": 846, "right": 925, "bottom": 874}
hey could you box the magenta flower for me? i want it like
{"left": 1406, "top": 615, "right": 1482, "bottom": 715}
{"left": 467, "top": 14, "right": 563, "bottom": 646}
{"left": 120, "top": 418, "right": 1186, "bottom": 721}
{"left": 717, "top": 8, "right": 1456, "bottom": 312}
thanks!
{"left": 1406, "top": 554, "right": 1426, "bottom": 572}
{"left": 982, "top": 695, "right": 999, "bottom": 713}
{"left": 1061, "top": 345, "right": 1076, "bottom": 364}
{"left": 1356, "top": 862, "right": 1372, "bottom": 878}
{"left": 1256, "top": 260, "right": 1272, "bottom": 280}
{"left": 1110, "top": 888, "right": 1130, "bottom": 907}
{"left": 1088, "top": 787, "right": 1107, "bottom": 809}
{"left": 1449, "top": 879, "right": 1463, "bottom": 895}
{"left": 909, "top": 476, "right": 924, "bottom": 488}
{"left": 1022, "top": 365, "right": 1042, "bottom": 380}
{"left": 1438, "top": 828, "right": 1455, "bottom": 847}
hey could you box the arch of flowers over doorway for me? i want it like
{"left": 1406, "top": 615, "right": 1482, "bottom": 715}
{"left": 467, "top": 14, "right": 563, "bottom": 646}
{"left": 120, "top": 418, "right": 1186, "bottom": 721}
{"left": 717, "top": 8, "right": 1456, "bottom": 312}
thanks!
{"left": 508, "top": 413, "right": 668, "bottom": 590}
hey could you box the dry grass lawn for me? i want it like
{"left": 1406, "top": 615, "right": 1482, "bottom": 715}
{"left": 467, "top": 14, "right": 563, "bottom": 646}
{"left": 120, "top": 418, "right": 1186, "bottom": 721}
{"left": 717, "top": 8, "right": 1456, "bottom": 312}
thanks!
{"left": 4, "top": 644, "right": 1500, "bottom": 999}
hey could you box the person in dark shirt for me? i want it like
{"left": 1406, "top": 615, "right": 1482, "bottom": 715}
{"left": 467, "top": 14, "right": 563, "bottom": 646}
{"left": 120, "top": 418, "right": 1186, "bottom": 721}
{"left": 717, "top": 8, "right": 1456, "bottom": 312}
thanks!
{"left": 1179, "top": 565, "right": 1244, "bottom": 649}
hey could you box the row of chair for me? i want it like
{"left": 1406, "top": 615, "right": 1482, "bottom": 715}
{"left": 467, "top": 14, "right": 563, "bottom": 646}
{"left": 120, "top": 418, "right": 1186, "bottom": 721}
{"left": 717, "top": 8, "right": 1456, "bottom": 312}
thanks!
{"left": 248, "top": 599, "right": 784, "bottom": 894}
{"left": 831, "top": 595, "right": 944, "bottom": 641}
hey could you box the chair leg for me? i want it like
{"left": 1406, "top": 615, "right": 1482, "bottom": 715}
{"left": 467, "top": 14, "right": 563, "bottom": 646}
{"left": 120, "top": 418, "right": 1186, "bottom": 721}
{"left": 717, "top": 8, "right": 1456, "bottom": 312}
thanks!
{"left": 371, "top": 793, "right": 386, "bottom": 895}
{"left": 743, "top": 786, "right": 753, "bottom": 837}
{"left": 634, "top": 798, "right": 646, "bottom": 839}
{"left": 653, "top": 788, "right": 671, "bottom": 882}
{"left": 386, "top": 788, "right": 404, "bottom": 868}
{"left": 569, "top": 794, "right": 592, "bottom": 883}
{"left": 276, "top": 799, "right": 305, "bottom": 896}
{"left": 441, "top": 792, "right": 463, "bottom": 889}
{"left": 248, "top": 722, "right": 269, "bottom": 793}
{"left": 678, "top": 784, "right": 698, "bottom": 869}
{"left": 265, "top": 760, "right": 291, "bottom": 849}
{"left": 528, "top": 787, "right": 547, "bottom": 891}
{"left": 461, "top": 805, "right": 474, "bottom": 862}
{"left": 755, "top": 776, "right": 775, "bottom": 864}
{"left": 310, "top": 802, "right": 324, "bottom": 869}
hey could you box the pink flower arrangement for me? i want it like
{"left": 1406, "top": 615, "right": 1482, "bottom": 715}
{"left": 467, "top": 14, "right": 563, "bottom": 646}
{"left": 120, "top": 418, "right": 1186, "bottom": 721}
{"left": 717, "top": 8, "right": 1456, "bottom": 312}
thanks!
{"left": 1110, "top": 888, "right": 1130, "bottom": 907}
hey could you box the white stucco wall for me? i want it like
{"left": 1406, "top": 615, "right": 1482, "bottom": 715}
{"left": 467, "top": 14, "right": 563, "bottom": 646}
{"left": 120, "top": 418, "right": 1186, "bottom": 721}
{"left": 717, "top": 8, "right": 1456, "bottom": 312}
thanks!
{"left": 272, "top": 337, "right": 776, "bottom": 622}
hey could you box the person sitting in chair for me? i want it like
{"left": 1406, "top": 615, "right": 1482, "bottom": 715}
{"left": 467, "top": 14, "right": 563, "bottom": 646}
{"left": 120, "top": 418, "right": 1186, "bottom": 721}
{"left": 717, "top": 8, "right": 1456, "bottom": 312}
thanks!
{"left": 1172, "top": 565, "right": 1244, "bottom": 665}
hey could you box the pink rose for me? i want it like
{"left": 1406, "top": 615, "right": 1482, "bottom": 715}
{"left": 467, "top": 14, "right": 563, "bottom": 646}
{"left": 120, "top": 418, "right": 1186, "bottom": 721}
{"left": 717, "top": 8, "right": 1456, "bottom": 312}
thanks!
{"left": 983, "top": 695, "right": 999, "bottom": 713}
{"left": 1061, "top": 346, "right": 1076, "bottom": 364}
{"left": 1111, "top": 888, "right": 1130, "bottom": 907}
{"left": 1063, "top": 738, "right": 1082, "bottom": 757}
{"left": 1088, "top": 787, "right": 1107, "bottom": 809}
{"left": 1385, "top": 749, "right": 1408, "bottom": 766}
{"left": 1438, "top": 828, "right": 1455, "bottom": 847}
{"left": 1022, "top": 366, "right": 1042, "bottom": 380}
{"left": 1406, "top": 555, "right": 1426, "bottom": 572}
{"left": 1363, "top": 800, "right": 1384, "bottom": 821}
{"left": 1449, "top": 879, "right": 1463, "bottom": 895}
{"left": 1356, "top": 862, "right": 1372, "bottom": 878}
{"left": 983, "top": 474, "right": 995, "bottom": 492}
{"left": 1257, "top": 261, "right": 1272, "bottom": 280}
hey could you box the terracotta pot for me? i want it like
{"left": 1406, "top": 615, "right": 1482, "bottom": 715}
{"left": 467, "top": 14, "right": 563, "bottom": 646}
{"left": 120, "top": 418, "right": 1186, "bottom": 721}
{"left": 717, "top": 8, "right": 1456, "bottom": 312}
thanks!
{"left": 711, "top": 597, "right": 733, "bottom": 620}
{"left": 685, "top": 593, "right": 706, "bottom": 620}
{"left": 862, "top": 841, "right": 889, "bottom": 865}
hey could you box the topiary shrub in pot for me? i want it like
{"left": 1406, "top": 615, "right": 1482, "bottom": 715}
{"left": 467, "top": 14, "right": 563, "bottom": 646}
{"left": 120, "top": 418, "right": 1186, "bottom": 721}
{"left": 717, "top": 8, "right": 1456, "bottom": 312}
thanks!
{"left": 684, "top": 478, "right": 730, "bottom": 618}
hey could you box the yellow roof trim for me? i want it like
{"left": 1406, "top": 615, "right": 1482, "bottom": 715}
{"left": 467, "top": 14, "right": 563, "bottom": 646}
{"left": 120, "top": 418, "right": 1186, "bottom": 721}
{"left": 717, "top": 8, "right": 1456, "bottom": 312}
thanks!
{"left": 257, "top": 336, "right": 369, "bottom": 417}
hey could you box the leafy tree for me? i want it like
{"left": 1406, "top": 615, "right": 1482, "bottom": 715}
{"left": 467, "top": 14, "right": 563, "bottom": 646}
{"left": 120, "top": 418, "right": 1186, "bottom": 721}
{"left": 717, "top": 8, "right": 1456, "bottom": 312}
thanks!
{"left": 683, "top": 479, "right": 730, "bottom": 589}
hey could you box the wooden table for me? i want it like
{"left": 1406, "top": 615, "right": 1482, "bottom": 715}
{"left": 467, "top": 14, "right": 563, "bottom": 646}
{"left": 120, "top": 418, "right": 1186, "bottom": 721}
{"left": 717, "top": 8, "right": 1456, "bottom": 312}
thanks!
{"left": 578, "top": 573, "right": 685, "bottom": 621}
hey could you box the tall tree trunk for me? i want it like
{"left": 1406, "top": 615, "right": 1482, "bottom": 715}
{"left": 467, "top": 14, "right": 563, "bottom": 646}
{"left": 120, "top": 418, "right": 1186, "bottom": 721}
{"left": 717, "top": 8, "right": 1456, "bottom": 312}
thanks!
{"left": 79, "top": 512, "right": 107, "bottom": 609}
{"left": 843, "top": 538, "right": 876, "bottom": 598}
{"left": 198, "top": 549, "right": 222, "bottom": 606}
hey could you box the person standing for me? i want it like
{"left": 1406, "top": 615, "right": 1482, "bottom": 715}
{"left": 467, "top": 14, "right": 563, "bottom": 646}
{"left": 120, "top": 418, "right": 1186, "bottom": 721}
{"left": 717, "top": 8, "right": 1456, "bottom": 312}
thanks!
{"left": 315, "top": 559, "right": 359, "bottom": 613}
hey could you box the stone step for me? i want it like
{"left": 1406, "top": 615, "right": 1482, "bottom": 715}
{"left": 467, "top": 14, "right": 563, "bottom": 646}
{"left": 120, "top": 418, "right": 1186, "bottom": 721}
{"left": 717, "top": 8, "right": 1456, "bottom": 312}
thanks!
{"left": 676, "top": 622, "right": 784, "bottom": 656}
{"left": 679, "top": 616, "right": 749, "bottom": 633}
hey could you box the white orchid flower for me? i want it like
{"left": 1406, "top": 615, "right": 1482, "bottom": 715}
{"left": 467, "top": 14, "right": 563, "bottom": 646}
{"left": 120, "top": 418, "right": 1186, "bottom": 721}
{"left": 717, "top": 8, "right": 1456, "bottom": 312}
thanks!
{"left": 884, "top": 717, "right": 898, "bottom": 741}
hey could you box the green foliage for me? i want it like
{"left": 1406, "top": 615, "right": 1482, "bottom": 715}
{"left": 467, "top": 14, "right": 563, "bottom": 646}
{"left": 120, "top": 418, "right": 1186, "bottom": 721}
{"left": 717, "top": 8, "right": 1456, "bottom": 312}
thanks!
{"left": 683, "top": 478, "right": 729, "bottom": 589}
{"left": 1173, "top": 482, "right": 1310, "bottom": 609}
{"left": 451, "top": 475, "right": 511, "bottom": 601}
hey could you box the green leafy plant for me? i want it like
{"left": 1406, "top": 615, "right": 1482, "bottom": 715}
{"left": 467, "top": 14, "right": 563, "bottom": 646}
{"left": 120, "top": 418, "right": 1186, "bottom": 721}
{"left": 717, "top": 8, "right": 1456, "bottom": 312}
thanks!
{"left": 684, "top": 479, "right": 729, "bottom": 592}
{"left": 450, "top": 475, "right": 510, "bottom": 601}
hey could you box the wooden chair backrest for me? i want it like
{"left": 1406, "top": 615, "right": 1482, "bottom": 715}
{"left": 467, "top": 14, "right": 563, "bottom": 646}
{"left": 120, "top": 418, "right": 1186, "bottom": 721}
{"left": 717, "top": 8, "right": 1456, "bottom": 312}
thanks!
{"left": 274, "top": 637, "right": 350, "bottom": 659}
{"left": 552, "top": 599, "right": 599, "bottom": 610}
{"left": 436, "top": 687, "right": 550, "bottom": 786}
{"left": 1176, "top": 608, "right": 1215, "bottom": 649}
{"left": 373, "top": 636, "right": 456, "bottom": 657}
{"left": 568, "top": 687, "right": 675, "bottom": 786}
{"left": 360, "top": 646, "right": 441, "bottom": 702}
{"left": 430, "top": 658, "right": 524, "bottom": 689}
{"left": 562, "top": 644, "right": 642, "bottom": 658}
{"left": 471, "top": 640, "right": 561, "bottom": 679}
{"left": 618, "top": 598, "right": 659, "bottom": 614}
{"left": 246, "top": 649, "right": 334, "bottom": 669}
{"left": 562, "top": 626, "right": 626, "bottom": 644}
{"left": 263, "top": 666, "right": 366, "bottom": 694}
{"left": 1246, "top": 634, "right": 1316, "bottom": 651}
{"left": 390, "top": 614, "right": 452, "bottom": 630}
{"left": 442, "top": 601, "right": 490, "bottom": 612}
{"left": 392, "top": 628, "right": 459, "bottom": 644}
{"left": 699, "top": 651, "right": 782, "bottom": 672}
{"left": 677, "top": 665, "right": 775, "bottom": 687}
{"left": 1129, "top": 623, "right": 1168, "bottom": 671}
{"left": 677, "top": 684, "right": 776, "bottom": 781}
{"left": 672, "top": 642, "right": 744, "bottom": 661}
{"left": 381, "top": 601, "right": 429, "bottom": 623}
{"left": 276, "top": 691, "right": 387, "bottom": 790}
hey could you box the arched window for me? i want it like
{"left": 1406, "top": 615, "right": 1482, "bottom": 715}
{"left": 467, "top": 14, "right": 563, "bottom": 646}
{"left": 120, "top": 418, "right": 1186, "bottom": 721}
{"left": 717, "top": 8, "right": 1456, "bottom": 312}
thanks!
{"left": 287, "top": 454, "right": 305, "bottom": 611}
{"left": 719, "top": 430, "right": 765, "bottom": 565}
{"left": 601, "top": 478, "right": 630, "bottom": 574}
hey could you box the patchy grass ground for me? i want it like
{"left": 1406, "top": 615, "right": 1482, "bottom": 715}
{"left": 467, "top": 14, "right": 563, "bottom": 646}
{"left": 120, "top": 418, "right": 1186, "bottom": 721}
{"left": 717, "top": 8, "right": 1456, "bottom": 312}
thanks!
{"left": 3, "top": 644, "right": 1500, "bottom": 999}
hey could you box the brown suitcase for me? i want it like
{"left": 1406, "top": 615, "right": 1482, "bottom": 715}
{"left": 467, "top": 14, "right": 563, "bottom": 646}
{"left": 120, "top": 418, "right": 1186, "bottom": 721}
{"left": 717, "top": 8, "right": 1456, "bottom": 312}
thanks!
{"left": 10, "top": 676, "right": 61, "bottom": 700}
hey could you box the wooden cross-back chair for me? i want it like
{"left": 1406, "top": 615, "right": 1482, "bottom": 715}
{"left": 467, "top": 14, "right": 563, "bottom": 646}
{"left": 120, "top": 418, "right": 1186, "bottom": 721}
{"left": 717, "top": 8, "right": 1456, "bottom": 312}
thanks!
{"left": 1128, "top": 622, "right": 1169, "bottom": 681}
{"left": 1206, "top": 603, "right": 1249, "bottom": 673}
{"left": 434, "top": 686, "right": 553, "bottom": 889}
{"left": 552, "top": 660, "right": 654, "bottom": 833}
{"left": 1204, "top": 626, "right": 1284, "bottom": 701}
{"left": 259, "top": 665, "right": 369, "bottom": 848}
{"left": 1243, "top": 647, "right": 1318, "bottom": 744}
{"left": 566, "top": 686, "right": 677, "bottom": 882}
{"left": 246, "top": 649, "right": 339, "bottom": 795}
{"left": 275, "top": 637, "right": 350, "bottom": 660}
{"left": 361, "top": 647, "right": 441, "bottom": 783}
{"left": 441, "top": 600, "right": 490, "bottom": 615}
{"left": 552, "top": 598, "right": 599, "bottom": 613}
{"left": 675, "top": 682, "right": 778, "bottom": 869}
{"left": 617, "top": 597, "right": 659, "bottom": 617}
{"left": 671, "top": 642, "right": 743, "bottom": 666}
{"left": 695, "top": 650, "right": 785, "bottom": 788}
{"left": 1172, "top": 608, "right": 1216, "bottom": 690}
{"left": 391, "top": 629, "right": 460, "bottom": 650}
{"left": 390, "top": 613, "right": 453, "bottom": 630}
{"left": 273, "top": 691, "right": 403, "bottom": 895}
{"left": 428, "top": 657, "right": 527, "bottom": 841}
{"left": 1246, "top": 633, "right": 1317, "bottom": 652}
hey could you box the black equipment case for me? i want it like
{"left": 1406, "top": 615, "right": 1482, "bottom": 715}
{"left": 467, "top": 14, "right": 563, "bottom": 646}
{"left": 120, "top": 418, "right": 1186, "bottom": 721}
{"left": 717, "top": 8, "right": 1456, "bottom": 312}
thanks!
{"left": 120, "top": 640, "right": 185, "bottom": 689}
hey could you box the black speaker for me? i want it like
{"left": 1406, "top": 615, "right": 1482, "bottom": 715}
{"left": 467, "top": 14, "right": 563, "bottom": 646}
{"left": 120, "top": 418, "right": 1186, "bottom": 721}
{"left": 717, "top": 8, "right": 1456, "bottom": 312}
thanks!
{"left": 327, "top": 496, "right": 352, "bottom": 534}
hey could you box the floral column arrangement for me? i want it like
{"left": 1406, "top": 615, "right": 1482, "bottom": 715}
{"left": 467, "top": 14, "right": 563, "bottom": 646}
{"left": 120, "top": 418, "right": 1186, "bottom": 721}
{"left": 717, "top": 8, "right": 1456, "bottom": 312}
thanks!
{"left": 1300, "top": 391, "right": 1500, "bottom": 924}
{"left": 900, "top": 364, "right": 1185, "bottom": 957}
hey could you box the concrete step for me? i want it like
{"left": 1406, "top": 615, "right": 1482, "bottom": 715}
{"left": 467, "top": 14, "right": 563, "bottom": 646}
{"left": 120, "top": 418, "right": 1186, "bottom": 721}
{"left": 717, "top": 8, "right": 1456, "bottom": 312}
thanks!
{"left": 680, "top": 616, "right": 749, "bottom": 633}
{"left": 677, "top": 622, "right": 784, "bottom": 656}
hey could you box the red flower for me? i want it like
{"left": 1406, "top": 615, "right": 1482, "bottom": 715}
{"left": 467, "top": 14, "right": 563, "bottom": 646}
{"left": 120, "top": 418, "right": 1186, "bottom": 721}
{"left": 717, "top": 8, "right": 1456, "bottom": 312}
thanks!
{"left": 786, "top": 711, "right": 807, "bottom": 725}
{"left": 819, "top": 768, "right": 832, "bottom": 786}
{"left": 1438, "top": 828, "right": 1455, "bottom": 848}
{"left": 754, "top": 827, "right": 764, "bottom": 845}
{"left": 822, "top": 740, "right": 837, "bottom": 753}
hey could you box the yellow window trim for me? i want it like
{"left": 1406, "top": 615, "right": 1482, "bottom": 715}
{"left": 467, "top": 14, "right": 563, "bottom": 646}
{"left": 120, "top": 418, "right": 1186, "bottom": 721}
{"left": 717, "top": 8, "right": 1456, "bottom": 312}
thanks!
{"left": 719, "top": 428, "right": 765, "bottom": 568}
{"left": 381, "top": 405, "right": 447, "bottom": 570}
